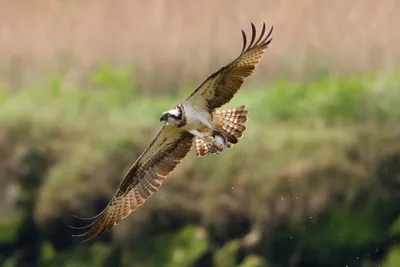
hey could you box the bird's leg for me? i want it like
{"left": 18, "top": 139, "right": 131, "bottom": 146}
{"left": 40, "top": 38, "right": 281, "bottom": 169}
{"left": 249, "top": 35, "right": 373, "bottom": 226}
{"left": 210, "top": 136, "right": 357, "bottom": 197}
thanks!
{"left": 211, "top": 129, "right": 222, "bottom": 137}
{"left": 188, "top": 129, "right": 223, "bottom": 152}
{"left": 201, "top": 122, "right": 225, "bottom": 153}
{"left": 188, "top": 129, "right": 213, "bottom": 144}
{"left": 198, "top": 117, "right": 219, "bottom": 137}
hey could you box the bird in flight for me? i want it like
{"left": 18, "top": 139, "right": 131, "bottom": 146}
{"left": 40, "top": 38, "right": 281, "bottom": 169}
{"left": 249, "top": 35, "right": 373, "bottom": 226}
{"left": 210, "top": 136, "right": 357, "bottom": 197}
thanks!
{"left": 70, "top": 22, "right": 273, "bottom": 242}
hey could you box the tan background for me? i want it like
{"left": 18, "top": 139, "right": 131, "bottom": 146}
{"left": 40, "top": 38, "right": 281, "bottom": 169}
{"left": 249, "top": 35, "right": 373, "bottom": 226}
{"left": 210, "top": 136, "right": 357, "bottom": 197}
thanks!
{"left": 0, "top": 0, "right": 399, "bottom": 91}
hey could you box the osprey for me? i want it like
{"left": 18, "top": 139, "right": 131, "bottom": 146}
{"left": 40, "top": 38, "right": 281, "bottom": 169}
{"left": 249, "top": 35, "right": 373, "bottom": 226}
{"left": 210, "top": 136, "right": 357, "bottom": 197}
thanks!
{"left": 71, "top": 23, "right": 273, "bottom": 241}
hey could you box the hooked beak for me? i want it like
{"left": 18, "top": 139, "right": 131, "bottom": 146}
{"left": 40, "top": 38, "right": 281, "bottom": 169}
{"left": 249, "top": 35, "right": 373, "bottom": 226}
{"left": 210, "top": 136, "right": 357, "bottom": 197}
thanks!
{"left": 160, "top": 113, "right": 168, "bottom": 122}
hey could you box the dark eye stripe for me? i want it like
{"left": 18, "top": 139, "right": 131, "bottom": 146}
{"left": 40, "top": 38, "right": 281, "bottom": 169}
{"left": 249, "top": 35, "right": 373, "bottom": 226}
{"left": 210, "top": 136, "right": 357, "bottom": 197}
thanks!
{"left": 170, "top": 106, "right": 182, "bottom": 120}
{"left": 178, "top": 105, "right": 183, "bottom": 119}
{"left": 170, "top": 114, "right": 180, "bottom": 120}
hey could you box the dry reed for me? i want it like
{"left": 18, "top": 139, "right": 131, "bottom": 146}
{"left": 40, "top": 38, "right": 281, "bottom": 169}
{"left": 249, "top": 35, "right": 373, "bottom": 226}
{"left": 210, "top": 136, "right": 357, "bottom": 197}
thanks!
{"left": 0, "top": 0, "right": 399, "bottom": 92}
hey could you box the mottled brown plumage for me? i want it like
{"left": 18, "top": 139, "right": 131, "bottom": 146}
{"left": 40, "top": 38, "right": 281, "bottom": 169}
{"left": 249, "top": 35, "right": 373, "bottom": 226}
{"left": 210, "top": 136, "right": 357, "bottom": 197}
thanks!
{"left": 184, "top": 23, "right": 273, "bottom": 110}
{"left": 70, "top": 127, "right": 193, "bottom": 241}
{"left": 195, "top": 105, "right": 248, "bottom": 157}
{"left": 70, "top": 22, "right": 273, "bottom": 242}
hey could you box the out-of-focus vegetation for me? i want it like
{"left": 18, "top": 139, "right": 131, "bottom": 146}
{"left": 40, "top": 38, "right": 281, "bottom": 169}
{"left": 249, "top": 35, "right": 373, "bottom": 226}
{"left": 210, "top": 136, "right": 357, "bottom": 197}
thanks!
{"left": 0, "top": 67, "right": 399, "bottom": 267}
{"left": 1, "top": 1, "right": 400, "bottom": 266}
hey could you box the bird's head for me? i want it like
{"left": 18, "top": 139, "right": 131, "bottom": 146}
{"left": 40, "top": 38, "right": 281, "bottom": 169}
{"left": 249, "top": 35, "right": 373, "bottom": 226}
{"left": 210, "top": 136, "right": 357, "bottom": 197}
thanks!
{"left": 160, "top": 106, "right": 184, "bottom": 126}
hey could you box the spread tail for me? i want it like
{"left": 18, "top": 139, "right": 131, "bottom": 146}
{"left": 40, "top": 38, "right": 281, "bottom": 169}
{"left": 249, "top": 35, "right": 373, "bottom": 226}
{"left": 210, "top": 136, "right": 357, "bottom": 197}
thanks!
{"left": 195, "top": 105, "right": 248, "bottom": 157}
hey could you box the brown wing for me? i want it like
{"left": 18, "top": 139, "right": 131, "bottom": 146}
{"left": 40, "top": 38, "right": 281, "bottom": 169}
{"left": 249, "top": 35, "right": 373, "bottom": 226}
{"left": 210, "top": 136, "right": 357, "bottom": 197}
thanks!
{"left": 70, "top": 126, "right": 193, "bottom": 242}
{"left": 184, "top": 22, "right": 273, "bottom": 110}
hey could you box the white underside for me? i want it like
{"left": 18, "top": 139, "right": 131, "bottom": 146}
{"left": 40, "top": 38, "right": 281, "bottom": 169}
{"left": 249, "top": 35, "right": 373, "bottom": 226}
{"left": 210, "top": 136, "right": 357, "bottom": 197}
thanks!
{"left": 180, "top": 102, "right": 227, "bottom": 153}
{"left": 181, "top": 102, "right": 213, "bottom": 136}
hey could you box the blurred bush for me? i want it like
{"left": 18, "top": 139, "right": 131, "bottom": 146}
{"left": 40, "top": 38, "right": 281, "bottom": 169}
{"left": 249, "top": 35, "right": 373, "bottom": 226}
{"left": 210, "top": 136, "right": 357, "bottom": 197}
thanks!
{"left": 0, "top": 68, "right": 399, "bottom": 266}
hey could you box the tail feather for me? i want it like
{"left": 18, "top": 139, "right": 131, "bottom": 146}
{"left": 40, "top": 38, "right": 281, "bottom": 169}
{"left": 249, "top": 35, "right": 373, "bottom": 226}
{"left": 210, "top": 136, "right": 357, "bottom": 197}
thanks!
{"left": 195, "top": 105, "right": 248, "bottom": 157}
{"left": 216, "top": 105, "right": 248, "bottom": 144}
{"left": 195, "top": 136, "right": 216, "bottom": 158}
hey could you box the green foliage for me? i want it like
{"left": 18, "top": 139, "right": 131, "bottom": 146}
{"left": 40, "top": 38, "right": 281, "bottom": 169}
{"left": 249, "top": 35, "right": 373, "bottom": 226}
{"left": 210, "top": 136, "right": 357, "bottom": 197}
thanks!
{"left": 40, "top": 243, "right": 113, "bottom": 267}
{"left": 167, "top": 226, "right": 208, "bottom": 267}
{"left": 90, "top": 64, "right": 135, "bottom": 106}
{"left": 0, "top": 81, "right": 10, "bottom": 105}
{"left": 1, "top": 68, "right": 400, "bottom": 267}
{"left": 46, "top": 72, "right": 63, "bottom": 98}
{"left": 1, "top": 68, "right": 399, "bottom": 129}
{"left": 40, "top": 240, "right": 56, "bottom": 263}
{"left": 389, "top": 217, "right": 400, "bottom": 235}
{"left": 213, "top": 240, "right": 241, "bottom": 267}
{"left": 307, "top": 202, "right": 393, "bottom": 249}
{"left": 238, "top": 255, "right": 269, "bottom": 267}
{"left": 128, "top": 225, "right": 208, "bottom": 267}
{"left": 254, "top": 70, "right": 400, "bottom": 124}
{"left": 382, "top": 246, "right": 400, "bottom": 267}
{"left": 3, "top": 254, "right": 18, "bottom": 267}
{"left": 0, "top": 210, "right": 26, "bottom": 243}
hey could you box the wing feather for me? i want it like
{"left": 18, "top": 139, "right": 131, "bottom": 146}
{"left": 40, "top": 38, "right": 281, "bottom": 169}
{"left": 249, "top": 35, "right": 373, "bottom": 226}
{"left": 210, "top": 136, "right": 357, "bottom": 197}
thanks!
{"left": 184, "top": 22, "right": 273, "bottom": 110}
{"left": 70, "top": 126, "right": 193, "bottom": 242}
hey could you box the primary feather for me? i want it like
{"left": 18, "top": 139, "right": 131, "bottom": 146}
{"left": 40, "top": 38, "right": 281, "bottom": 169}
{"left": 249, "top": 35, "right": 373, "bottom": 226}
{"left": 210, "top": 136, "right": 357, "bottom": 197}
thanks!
{"left": 71, "top": 127, "right": 193, "bottom": 242}
{"left": 70, "top": 23, "right": 273, "bottom": 242}
{"left": 184, "top": 22, "right": 273, "bottom": 110}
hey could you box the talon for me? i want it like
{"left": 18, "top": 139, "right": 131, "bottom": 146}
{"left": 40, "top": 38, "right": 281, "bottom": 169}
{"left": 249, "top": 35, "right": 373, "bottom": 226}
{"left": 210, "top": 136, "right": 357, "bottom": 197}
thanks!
{"left": 212, "top": 140, "right": 224, "bottom": 152}
{"left": 211, "top": 130, "right": 221, "bottom": 137}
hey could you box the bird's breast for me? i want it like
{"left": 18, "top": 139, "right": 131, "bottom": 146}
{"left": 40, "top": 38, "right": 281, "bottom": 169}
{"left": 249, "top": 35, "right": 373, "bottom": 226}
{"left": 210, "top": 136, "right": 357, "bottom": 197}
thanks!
{"left": 181, "top": 103, "right": 211, "bottom": 131}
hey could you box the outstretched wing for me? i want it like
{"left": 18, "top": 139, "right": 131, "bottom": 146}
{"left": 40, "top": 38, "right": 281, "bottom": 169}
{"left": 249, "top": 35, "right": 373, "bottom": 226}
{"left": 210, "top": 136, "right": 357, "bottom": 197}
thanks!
{"left": 70, "top": 126, "right": 193, "bottom": 242}
{"left": 184, "top": 22, "right": 273, "bottom": 110}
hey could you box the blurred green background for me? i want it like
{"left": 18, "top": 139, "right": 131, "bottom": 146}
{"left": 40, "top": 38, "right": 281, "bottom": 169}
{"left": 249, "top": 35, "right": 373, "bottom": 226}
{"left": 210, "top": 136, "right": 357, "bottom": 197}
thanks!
{"left": 0, "top": 1, "right": 399, "bottom": 267}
